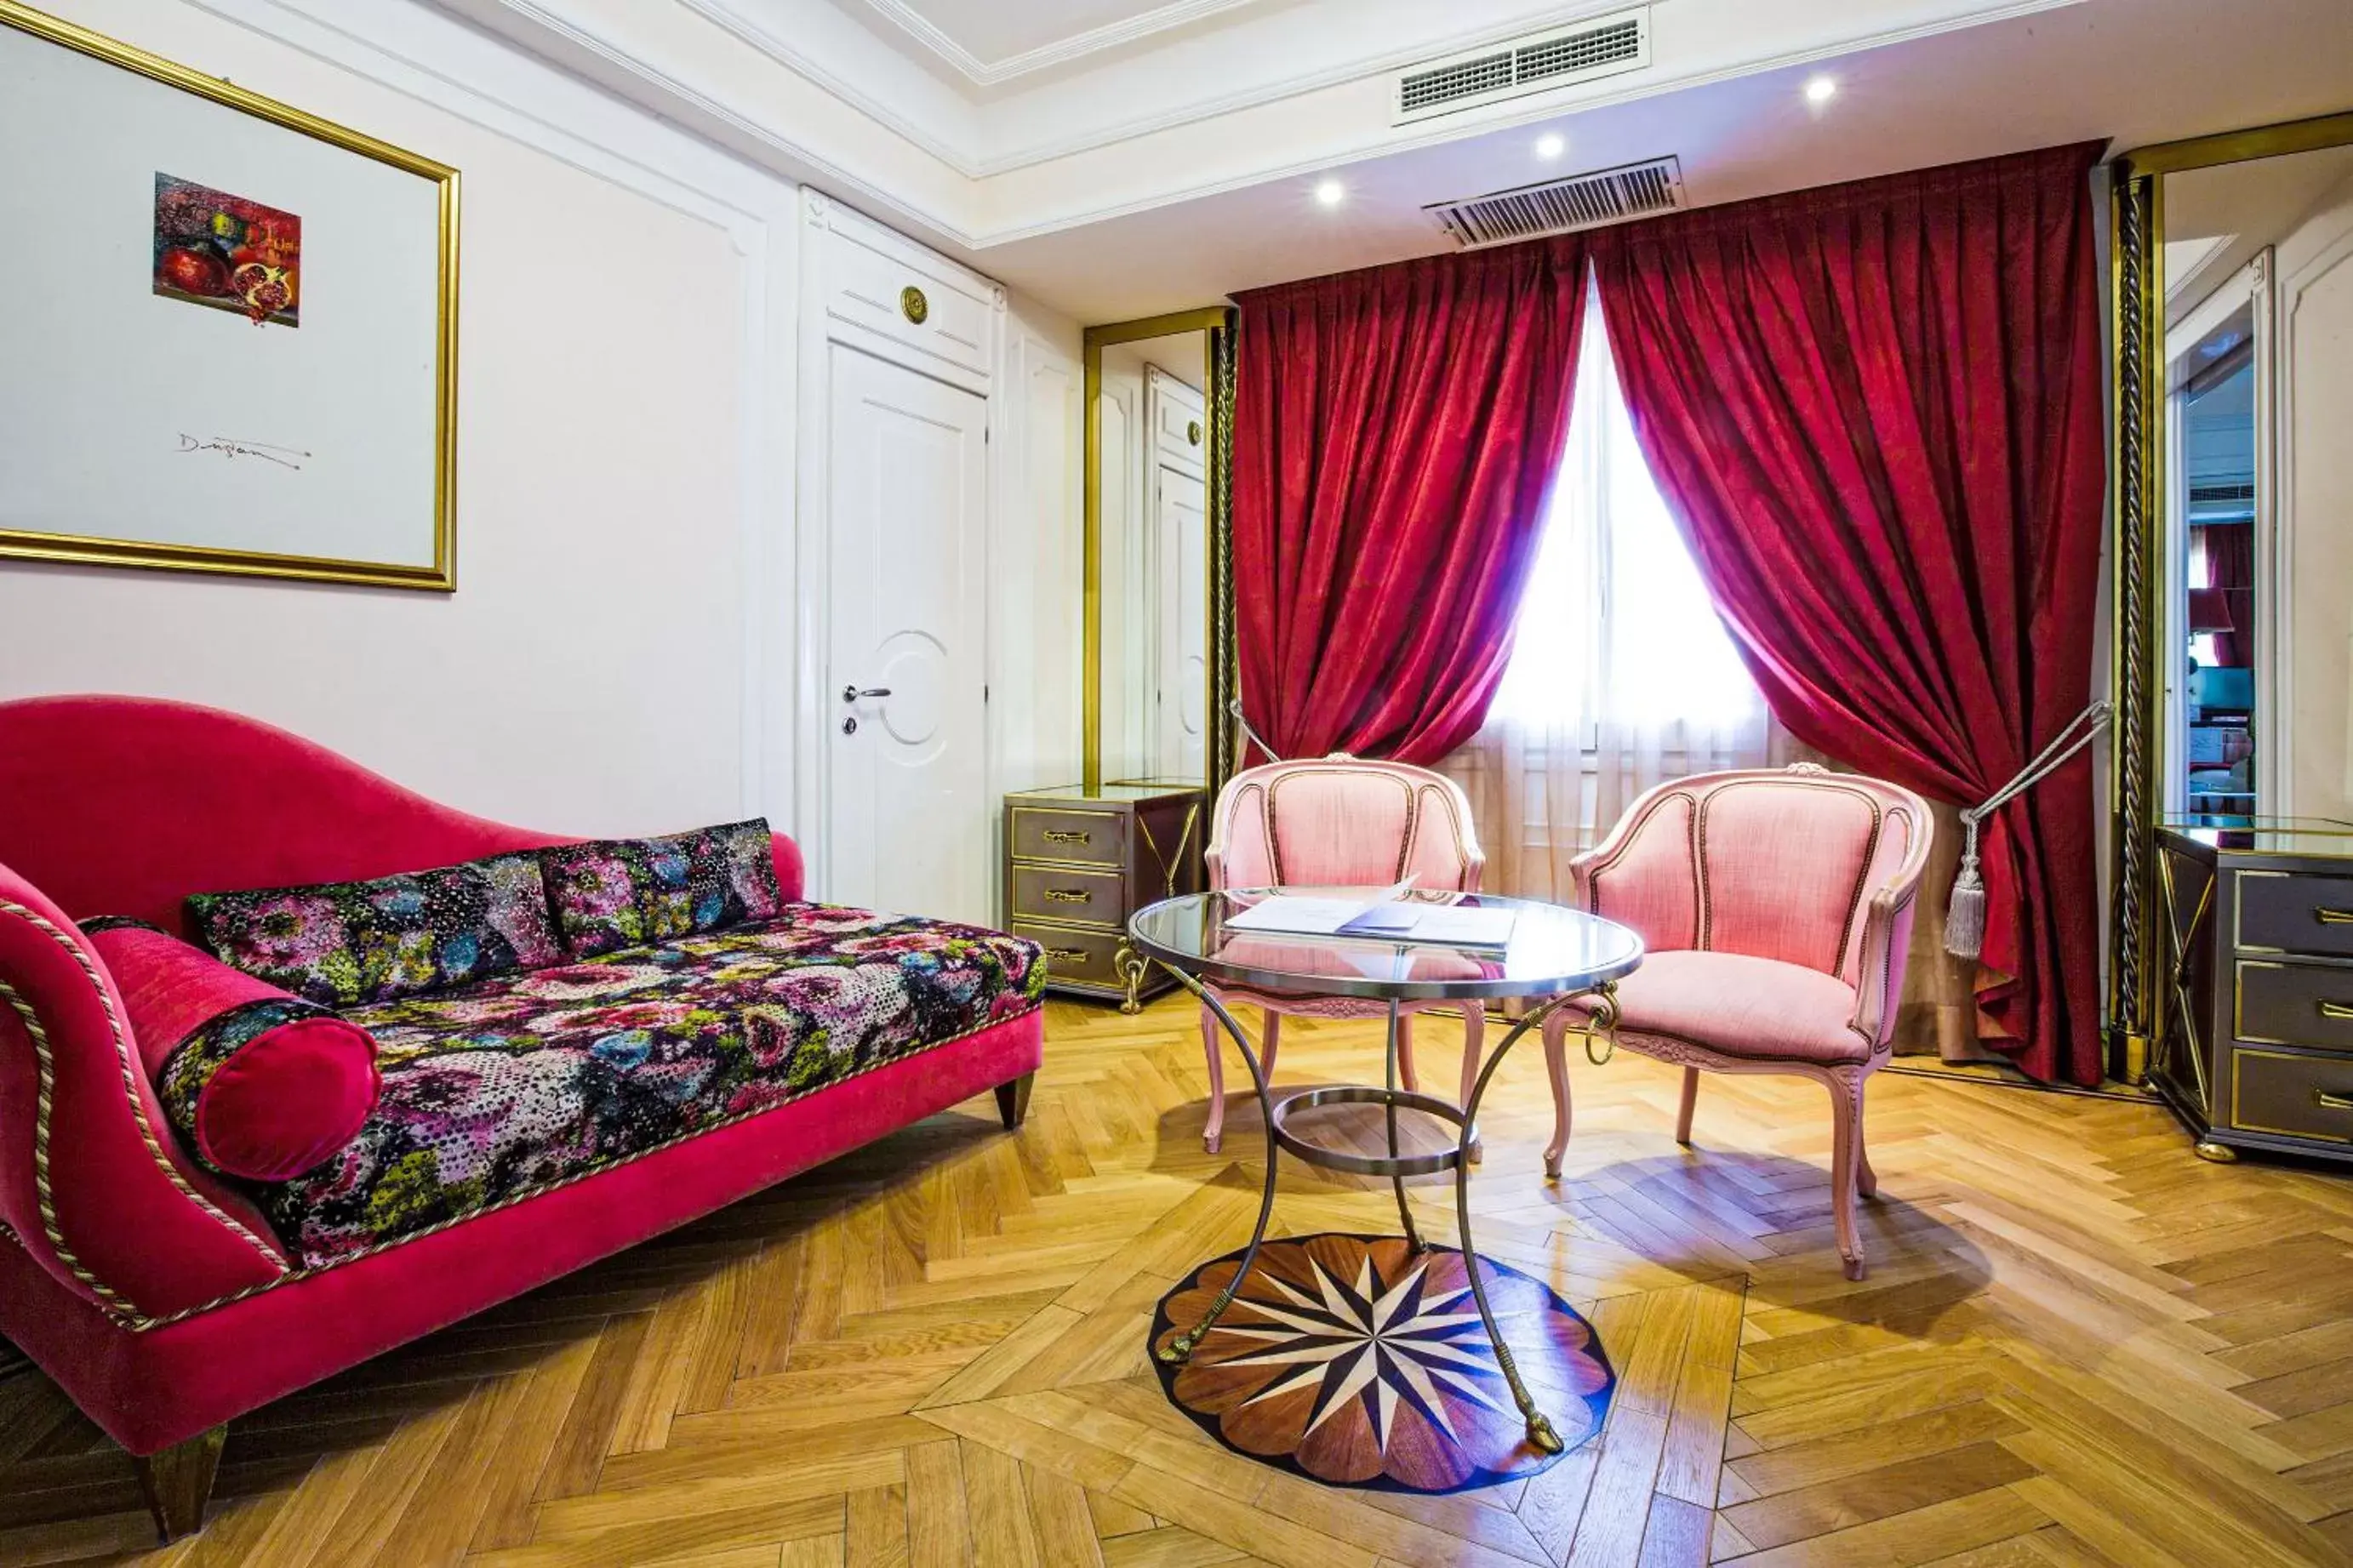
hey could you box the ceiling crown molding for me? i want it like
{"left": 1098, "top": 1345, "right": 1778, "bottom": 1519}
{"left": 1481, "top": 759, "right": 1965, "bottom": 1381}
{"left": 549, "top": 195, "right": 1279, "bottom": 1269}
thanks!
{"left": 856, "top": 0, "right": 1262, "bottom": 86}
{"left": 673, "top": 0, "right": 983, "bottom": 175}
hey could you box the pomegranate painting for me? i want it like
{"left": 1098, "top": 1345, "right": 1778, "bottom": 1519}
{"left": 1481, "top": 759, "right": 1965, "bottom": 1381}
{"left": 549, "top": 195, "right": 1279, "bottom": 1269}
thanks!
{"left": 151, "top": 174, "right": 300, "bottom": 328}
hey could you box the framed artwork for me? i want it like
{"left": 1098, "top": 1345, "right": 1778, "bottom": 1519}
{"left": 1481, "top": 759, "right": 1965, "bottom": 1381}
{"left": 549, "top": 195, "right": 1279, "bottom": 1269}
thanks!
{"left": 0, "top": 2, "right": 459, "bottom": 590}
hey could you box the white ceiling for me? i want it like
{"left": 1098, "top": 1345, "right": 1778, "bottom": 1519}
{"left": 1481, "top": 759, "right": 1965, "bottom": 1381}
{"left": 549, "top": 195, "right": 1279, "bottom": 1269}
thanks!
{"left": 848, "top": 0, "right": 1269, "bottom": 83}
{"left": 441, "top": 0, "right": 2353, "bottom": 322}
{"left": 972, "top": 0, "right": 2353, "bottom": 319}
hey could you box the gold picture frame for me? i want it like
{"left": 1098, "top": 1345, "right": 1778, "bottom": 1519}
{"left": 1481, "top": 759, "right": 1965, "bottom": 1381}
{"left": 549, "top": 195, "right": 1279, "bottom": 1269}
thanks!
{"left": 0, "top": 0, "right": 460, "bottom": 590}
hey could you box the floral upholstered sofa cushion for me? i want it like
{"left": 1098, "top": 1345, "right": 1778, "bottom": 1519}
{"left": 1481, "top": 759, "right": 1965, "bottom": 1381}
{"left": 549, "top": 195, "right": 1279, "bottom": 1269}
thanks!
{"left": 542, "top": 820, "right": 782, "bottom": 959}
{"left": 260, "top": 904, "right": 1042, "bottom": 1266}
{"left": 188, "top": 852, "right": 564, "bottom": 1008}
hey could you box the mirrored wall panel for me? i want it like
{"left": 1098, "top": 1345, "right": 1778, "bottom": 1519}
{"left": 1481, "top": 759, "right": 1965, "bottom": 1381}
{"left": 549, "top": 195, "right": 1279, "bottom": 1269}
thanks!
{"left": 2160, "top": 141, "right": 2353, "bottom": 824}
{"left": 1095, "top": 328, "right": 1211, "bottom": 788}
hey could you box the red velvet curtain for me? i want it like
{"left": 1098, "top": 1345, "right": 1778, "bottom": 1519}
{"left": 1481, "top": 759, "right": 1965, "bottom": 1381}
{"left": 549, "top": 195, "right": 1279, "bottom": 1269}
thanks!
{"left": 1231, "top": 238, "right": 1590, "bottom": 765}
{"left": 1591, "top": 144, "right": 2108, "bottom": 1084}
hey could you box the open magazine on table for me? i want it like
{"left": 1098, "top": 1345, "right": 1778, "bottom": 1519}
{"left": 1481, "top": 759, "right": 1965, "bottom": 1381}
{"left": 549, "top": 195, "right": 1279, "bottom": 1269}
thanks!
{"left": 1221, "top": 880, "right": 1517, "bottom": 949}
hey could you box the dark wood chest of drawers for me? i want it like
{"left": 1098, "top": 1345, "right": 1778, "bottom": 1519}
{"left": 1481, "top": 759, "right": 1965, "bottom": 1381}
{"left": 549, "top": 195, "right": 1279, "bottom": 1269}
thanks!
{"left": 2154, "top": 822, "right": 2353, "bottom": 1164}
{"left": 1003, "top": 783, "right": 1205, "bottom": 1011}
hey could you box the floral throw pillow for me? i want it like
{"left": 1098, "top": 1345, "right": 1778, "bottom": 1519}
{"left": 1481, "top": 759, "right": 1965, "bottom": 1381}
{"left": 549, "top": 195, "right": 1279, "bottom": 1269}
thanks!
{"left": 187, "top": 852, "right": 564, "bottom": 1007}
{"left": 541, "top": 818, "right": 783, "bottom": 958}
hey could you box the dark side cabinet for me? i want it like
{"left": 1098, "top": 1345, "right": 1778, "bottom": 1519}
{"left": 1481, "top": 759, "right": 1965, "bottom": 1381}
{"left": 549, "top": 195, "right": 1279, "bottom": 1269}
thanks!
{"left": 1003, "top": 783, "right": 1206, "bottom": 1012}
{"left": 2153, "top": 821, "right": 2353, "bottom": 1165}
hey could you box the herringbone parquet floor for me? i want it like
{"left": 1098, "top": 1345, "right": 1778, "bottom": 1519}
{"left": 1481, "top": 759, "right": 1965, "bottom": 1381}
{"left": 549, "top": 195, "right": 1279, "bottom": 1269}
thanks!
{"left": 8, "top": 995, "right": 2353, "bottom": 1566}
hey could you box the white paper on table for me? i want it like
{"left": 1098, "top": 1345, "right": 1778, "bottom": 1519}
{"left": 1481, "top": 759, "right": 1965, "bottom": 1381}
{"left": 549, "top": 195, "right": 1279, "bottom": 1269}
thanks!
{"left": 1223, "top": 881, "right": 1516, "bottom": 949}
{"left": 1224, "top": 879, "right": 1412, "bottom": 937}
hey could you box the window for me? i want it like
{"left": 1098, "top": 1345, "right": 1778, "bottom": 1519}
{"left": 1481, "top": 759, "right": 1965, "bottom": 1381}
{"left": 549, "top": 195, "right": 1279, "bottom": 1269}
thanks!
{"left": 1489, "top": 279, "right": 1766, "bottom": 739}
{"left": 1443, "top": 278, "right": 1780, "bottom": 894}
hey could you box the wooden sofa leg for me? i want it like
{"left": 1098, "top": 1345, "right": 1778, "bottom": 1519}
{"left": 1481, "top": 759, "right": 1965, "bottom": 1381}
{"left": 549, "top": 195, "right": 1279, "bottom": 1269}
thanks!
{"left": 994, "top": 1071, "right": 1036, "bottom": 1130}
{"left": 134, "top": 1427, "right": 225, "bottom": 1542}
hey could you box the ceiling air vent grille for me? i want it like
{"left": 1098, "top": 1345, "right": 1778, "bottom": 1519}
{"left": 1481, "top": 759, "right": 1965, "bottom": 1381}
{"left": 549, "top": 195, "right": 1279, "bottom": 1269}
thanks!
{"left": 1427, "top": 157, "right": 1686, "bottom": 248}
{"left": 1396, "top": 9, "right": 1648, "bottom": 123}
{"left": 1398, "top": 50, "right": 1516, "bottom": 117}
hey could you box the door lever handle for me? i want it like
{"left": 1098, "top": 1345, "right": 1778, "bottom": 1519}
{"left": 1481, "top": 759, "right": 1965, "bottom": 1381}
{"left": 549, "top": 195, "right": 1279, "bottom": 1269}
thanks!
{"left": 841, "top": 685, "right": 893, "bottom": 703}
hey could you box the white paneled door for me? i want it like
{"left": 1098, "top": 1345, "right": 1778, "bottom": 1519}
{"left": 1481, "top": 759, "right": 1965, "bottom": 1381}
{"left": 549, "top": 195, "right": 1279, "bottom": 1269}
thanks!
{"left": 825, "top": 342, "right": 990, "bottom": 925}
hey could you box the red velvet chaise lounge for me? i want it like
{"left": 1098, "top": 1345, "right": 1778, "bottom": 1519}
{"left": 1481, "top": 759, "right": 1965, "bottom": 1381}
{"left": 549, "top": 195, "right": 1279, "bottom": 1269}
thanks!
{"left": 0, "top": 696, "right": 1044, "bottom": 1540}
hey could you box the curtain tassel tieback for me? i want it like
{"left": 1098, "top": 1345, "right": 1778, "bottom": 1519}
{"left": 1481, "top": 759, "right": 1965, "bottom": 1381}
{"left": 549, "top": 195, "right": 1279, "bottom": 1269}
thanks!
{"left": 1945, "top": 699, "right": 2111, "bottom": 962}
{"left": 1230, "top": 698, "right": 1284, "bottom": 764}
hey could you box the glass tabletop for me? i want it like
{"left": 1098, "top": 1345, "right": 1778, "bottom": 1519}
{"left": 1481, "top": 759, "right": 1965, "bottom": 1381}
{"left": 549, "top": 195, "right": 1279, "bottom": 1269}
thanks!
{"left": 1126, "top": 888, "right": 1645, "bottom": 1001}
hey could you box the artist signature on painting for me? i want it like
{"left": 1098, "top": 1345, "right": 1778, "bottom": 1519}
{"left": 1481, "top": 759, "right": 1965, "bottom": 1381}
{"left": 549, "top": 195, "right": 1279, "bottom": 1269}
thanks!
{"left": 176, "top": 434, "right": 311, "bottom": 470}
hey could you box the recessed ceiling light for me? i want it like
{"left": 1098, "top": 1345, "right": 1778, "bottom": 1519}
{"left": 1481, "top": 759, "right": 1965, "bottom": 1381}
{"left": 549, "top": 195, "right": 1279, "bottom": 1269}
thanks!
{"left": 1314, "top": 179, "right": 1345, "bottom": 208}
{"left": 1535, "top": 132, "right": 1566, "bottom": 160}
{"left": 1804, "top": 75, "right": 1838, "bottom": 105}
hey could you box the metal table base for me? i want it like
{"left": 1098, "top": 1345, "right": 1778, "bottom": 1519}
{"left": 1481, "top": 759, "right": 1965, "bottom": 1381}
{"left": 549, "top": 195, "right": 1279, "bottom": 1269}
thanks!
{"left": 1150, "top": 966, "right": 1622, "bottom": 1457}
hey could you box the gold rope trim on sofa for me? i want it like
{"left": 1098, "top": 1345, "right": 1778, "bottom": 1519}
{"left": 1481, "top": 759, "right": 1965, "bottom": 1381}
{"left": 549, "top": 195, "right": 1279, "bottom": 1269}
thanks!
{"left": 1, "top": 903, "right": 290, "bottom": 1288}
{"left": 122, "top": 1000, "right": 1045, "bottom": 1334}
{"left": 0, "top": 974, "right": 136, "bottom": 1318}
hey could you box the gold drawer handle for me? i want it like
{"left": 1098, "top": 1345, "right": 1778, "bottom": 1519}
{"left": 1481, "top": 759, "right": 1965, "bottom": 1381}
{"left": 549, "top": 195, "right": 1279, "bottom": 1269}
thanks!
{"left": 1041, "top": 888, "right": 1091, "bottom": 905}
{"left": 2319, "top": 908, "right": 2353, "bottom": 925}
{"left": 2322, "top": 1001, "right": 2353, "bottom": 1021}
{"left": 1042, "top": 829, "right": 1091, "bottom": 847}
{"left": 2317, "top": 1090, "right": 2353, "bottom": 1112}
{"left": 1044, "top": 947, "right": 1092, "bottom": 966}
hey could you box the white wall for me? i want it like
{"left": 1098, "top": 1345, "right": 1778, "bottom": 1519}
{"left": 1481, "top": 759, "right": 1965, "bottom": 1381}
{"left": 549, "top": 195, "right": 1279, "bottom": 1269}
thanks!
{"left": 0, "top": 0, "right": 799, "bottom": 839}
{"left": 0, "top": 0, "right": 1082, "bottom": 871}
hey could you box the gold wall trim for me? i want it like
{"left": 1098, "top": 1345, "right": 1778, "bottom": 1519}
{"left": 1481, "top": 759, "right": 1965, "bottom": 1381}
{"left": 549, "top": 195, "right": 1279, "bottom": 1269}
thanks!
{"left": 0, "top": 1, "right": 460, "bottom": 593}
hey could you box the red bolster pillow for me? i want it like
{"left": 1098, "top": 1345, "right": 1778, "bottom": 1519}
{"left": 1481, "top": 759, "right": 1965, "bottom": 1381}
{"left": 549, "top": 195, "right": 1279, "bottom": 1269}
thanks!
{"left": 84, "top": 921, "right": 380, "bottom": 1183}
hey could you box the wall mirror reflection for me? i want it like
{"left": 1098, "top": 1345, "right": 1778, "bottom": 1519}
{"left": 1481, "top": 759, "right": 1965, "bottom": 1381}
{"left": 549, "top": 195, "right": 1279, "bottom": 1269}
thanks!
{"left": 2112, "top": 113, "right": 2353, "bottom": 1152}
{"left": 2156, "top": 139, "right": 2353, "bottom": 826}
{"left": 1097, "top": 328, "right": 1211, "bottom": 788}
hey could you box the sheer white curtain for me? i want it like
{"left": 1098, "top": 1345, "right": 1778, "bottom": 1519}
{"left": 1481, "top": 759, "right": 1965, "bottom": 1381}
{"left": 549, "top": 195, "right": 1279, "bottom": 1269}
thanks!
{"left": 1442, "top": 279, "right": 1796, "bottom": 899}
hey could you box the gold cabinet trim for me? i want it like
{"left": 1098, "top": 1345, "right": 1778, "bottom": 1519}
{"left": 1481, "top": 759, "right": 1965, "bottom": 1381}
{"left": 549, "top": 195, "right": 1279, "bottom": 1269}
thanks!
{"left": 2230, "top": 1046, "right": 2353, "bottom": 1143}
{"left": 1010, "top": 864, "right": 1127, "bottom": 931}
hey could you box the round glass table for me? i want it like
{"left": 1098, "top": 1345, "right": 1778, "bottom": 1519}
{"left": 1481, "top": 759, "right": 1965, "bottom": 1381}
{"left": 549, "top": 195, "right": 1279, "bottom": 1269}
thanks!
{"left": 1126, "top": 887, "right": 1643, "bottom": 1455}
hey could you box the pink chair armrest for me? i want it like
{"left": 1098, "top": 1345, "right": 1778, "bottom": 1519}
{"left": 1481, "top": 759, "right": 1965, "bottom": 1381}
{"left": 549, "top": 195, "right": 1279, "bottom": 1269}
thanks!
{"left": 1846, "top": 887, "right": 1918, "bottom": 1048}
{"left": 1842, "top": 808, "right": 1934, "bottom": 1048}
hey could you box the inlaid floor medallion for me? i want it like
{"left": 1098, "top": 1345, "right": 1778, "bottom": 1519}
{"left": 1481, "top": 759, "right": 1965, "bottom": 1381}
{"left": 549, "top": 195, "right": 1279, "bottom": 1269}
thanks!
{"left": 1149, "top": 1232, "right": 1614, "bottom": 1492}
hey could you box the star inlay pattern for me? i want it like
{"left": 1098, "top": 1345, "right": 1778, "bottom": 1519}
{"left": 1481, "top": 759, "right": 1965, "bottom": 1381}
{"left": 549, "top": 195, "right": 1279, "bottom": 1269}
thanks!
{"left": 1151, "top": 1233, "right": 1614, "bottom": 1493}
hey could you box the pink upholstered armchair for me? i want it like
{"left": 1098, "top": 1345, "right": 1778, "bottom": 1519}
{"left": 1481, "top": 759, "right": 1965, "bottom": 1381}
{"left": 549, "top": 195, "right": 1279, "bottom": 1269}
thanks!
{"left": 1559, "top": 764, "right": 1933, "bottom": 1279}
{"left": 1199, "top": 755, "right": 1487, "bottom": 1154}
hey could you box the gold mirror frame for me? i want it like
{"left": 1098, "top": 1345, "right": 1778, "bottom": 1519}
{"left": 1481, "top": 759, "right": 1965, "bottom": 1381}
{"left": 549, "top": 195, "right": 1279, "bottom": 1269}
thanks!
{"left": 1082, "top": 307, "right": 1239, "bottom": 797}
{"left": 2105, "top": 109, "right": 2353, "bottom": 1075}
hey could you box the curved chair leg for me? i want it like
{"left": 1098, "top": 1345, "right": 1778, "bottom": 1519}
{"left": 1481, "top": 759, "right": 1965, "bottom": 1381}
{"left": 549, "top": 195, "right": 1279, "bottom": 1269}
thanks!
{"left": 1542, "top": 1013, "right": 1573, "bottom": 1179}
{"left": 1826, "top": 1067, "right": 1869, "bottom": 1280}
{"left": 1458, "top": 1004, "right": 1486, "bottom": 1165}
{"left": 1201, "top": 999, "right": 1225, "bottom": 1154}
{"left": 1675, "top": 1067, "right": 1700, "bottom": 1146}
{"left": 1858, "top": 1135, "right": 1878, "bottom": 1199}
{"left": 1396, "top": 1012, "right": 1419, "bottom": 1092}
{"left": 1260, "top": 1010, "right": 1282, "bottom": 1086}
